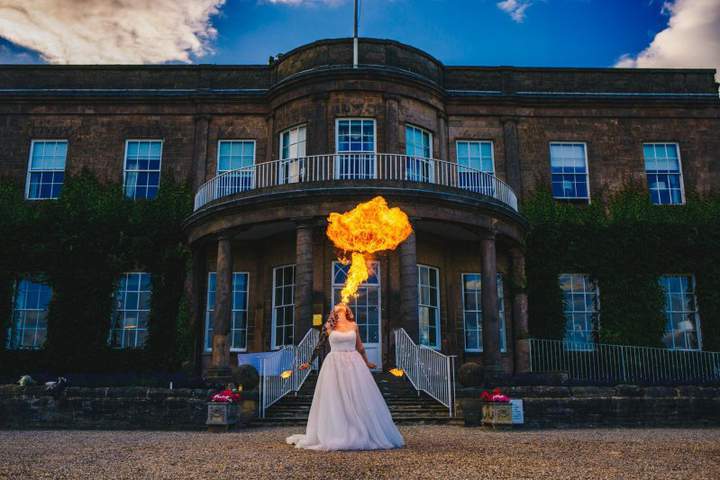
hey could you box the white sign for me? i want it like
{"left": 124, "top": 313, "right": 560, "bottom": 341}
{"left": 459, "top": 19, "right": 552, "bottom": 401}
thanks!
{"left": 510, "top": 399, "right": 524, "bottom": 424}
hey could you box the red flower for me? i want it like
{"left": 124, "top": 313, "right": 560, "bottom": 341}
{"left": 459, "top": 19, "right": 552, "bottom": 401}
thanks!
{"left": 480, "top": 390, "right": 492, "bottom": 401}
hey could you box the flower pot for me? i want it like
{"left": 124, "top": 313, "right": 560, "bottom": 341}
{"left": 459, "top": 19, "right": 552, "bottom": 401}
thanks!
{"left": 481, "top": 402, "right": 513, "bottom": 428}
{"left": 206, "top": 402, "right": 239, "bottom": 432}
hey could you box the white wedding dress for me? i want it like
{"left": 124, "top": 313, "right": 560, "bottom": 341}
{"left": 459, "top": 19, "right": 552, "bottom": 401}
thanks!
{"left": 286, "top": 329, "right": 405, "bottom": 451}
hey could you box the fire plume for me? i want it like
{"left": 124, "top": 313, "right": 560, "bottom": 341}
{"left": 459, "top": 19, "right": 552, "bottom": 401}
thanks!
{"left": 326, "top": 196, "right": 413, "bottom": 303}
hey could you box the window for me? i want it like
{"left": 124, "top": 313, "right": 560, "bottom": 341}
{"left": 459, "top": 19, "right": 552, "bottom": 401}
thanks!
{"left": 280, "top": 126, "right": 306, "bottom": 184}
{"left": 205, "top": 272, "right": 249, "bottom": 352}
{"left": 418, "top": 265, "right": 440, "bottom": 349}
{"left": 109, "top": 273, "right": 152, "bottom": 349}
{"left": 124, "top": 140, "right": 162, "bottom": 199}
{"left": 335, "top": 119, "right": 376, "bottom": 179}
{"left": 26, "top": 140, "right": 67, "bottom": 200}
{"left": 6, "top": 278, "right": 52, "bottom": 350}
{"left": 405, "top": 125, "right": 433, "bottom": 182}
{"left": 456, "top": 140, "right": 495, "bottom": 194}
{"left": 550, "top": 143, "right": 589, "bottom": 201}
{"left": 332, "top": 261, "right": 381, "bottom": 346}
{"left": 559, "top": 274, "right": 600, "bottom": 349}
{"left": 644, "top": 143, "right": 684, "bottom": 205}
{"left": 462, "top": 273, "right": 507, "bottom": 353}
{"left": 217, "top": 140, "right": 255, "bottom": 194}
{"left": 659, "top": 275, "right": 701, "bottom": 350}
{"left": 272, "top": 265, "right": 295, "bottom": 349}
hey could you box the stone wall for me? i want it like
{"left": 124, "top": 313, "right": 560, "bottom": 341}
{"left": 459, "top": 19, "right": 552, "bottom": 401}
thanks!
{"left": 0, "top": 385, "right": 257, "bottom": 431}
{"left": 457, "top": 385, "right": 720, "bottom": 428}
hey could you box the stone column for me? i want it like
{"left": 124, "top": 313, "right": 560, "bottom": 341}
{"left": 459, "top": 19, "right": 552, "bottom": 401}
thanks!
{"left": 437, "top": 112, "right": 449, "bottom": 161}
{"left": 294, "top": 221, "right": 314, "bottom": 343}
{"left": 399, "top": 231, "right": 419, "bottom": 342}
{"left": 384, "top": 95, "right": 400, "bottom": 153}
{"left": 511, "top": 248, "right": 530, "bottom": 374}
{"left": 502, "top": 118, "right": 523, "bottom": 200}
{"left": 191, "top": 116, "right": 210, "bottom": 190}
{"left": 208, "top": 234, "right": 233, "bottom": 382}
{"left": 188, "top": 243, "right": 207, "bottom": 376}
{"left": 481, "top": 232, "right": 502, "bottom": 375}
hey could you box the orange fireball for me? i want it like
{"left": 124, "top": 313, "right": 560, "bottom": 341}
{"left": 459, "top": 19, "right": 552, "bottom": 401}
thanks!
{"left": 327, "top": 196, "right": 413, "bottom": 303}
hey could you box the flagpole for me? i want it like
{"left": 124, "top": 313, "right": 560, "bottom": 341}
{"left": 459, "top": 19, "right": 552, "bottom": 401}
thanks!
{"left": 353, "top": 0, "right": 359, "bottom": 68}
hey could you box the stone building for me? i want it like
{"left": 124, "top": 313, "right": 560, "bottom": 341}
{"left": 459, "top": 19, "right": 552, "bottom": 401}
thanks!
{"left": 1, "top": 38, "right": 718, "bottom": 378}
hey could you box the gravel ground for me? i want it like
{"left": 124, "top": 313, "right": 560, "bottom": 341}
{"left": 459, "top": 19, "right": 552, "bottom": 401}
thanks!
{"left": 1, "top": 426, "right": 719, "bottom": 480}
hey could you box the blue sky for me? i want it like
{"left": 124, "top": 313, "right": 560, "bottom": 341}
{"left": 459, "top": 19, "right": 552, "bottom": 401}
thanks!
{"left": 210, "top": 0, "right": 668, "bottom": 67}
{"left": 0, "top": 0, "right": 717, "bottom": 74}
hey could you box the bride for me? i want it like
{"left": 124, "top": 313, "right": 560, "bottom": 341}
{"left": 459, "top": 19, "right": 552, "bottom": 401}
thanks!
{"left": 286, "top": 302, "right": 405, "bottom": 451}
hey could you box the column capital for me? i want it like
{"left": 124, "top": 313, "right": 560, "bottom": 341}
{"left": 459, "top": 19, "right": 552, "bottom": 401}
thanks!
{"left": 293, "top": 217, "right": 317, "bottom": 229}
{"left": 216, "top": 232, "right": 233, "bottom": 243}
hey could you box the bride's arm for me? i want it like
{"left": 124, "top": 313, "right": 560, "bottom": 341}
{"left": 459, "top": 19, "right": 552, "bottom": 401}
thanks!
{"left": 300, "top": 323, "right": 330, "bottom": 370}
{"left": 355, "top": 324, "right": 376, "bottom": 369}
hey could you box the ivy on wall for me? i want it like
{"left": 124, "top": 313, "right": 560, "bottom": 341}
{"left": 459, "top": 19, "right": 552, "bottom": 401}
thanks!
{"left": 523, "top": 184, "right": 720, "bottom": 350}
{"left": 0, "top": 170, "right": 192, "bottom": 374}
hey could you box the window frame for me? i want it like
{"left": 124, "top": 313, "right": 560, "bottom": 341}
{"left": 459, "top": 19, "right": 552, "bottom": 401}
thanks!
{"left": 405, "top": 124, "right": 433, "bottom": 159}
{"left": 109, "top": 272, "right": 152, "bottom": 349}
{"left": 461, "top": 272, "right": 507, "bottom": 353}
{"left": 271, "top": 264, "right": 296, "bottom": 350}
{"left": 455, "top": 140, "right": 495, "bottom": 175}
{"left": 642, "top": 142, "right": 686, "bottom": 206}
{"left": 6, "top": 277, "right": 52, "bottom": 350}
{"left": 279, "top": 125, "right": 307, "bottom": 160}
{"left": 659, "top": 273, "right": 701, "bottom": 351}
{"left": 559, "top": 273, "right": 600, "bottom": 351}
{"left": 330, "top": 260, "right": 382, "bottom": 347}
{"left": 549, "top": 141, "right": 591, "bottom": 203}
{"left": 417, "top": 264, "right": 441, "bottom": 350}
{"left": 204, "top": 271, "right": 250, "bottom": 353}
{"left": 216, "top": 139, "right": 257, "bottom": 174}
{"left": 122, "top": 139, "right": 163, "bottom": 200}
{"left": 335, "top": 118, "right": 377, "bottom": 154}
{"left": 25, "top": 139, "right": 68, "bottom": 201}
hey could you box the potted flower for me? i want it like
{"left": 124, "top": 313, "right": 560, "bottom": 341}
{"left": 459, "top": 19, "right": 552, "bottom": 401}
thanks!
{"left": 480, "top": 388, "right": 513, "bottom": 428}
{"left": 206, "top": 385, "right": 242, "bottom": 432}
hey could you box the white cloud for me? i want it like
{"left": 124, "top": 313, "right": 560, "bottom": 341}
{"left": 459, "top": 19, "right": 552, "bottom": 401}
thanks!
{"left": 0, "top": 0, "right": 226, "bottom": 64}
{"left": 497, "top": 0, "right": 533, "bottom": 23}
{"left": 615, "top": 0, "right": 720, "bottom": 80}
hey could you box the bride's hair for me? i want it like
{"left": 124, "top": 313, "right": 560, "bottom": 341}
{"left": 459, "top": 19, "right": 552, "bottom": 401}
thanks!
{"left": 326, "top": 303, "right": 355, "bottom": 330}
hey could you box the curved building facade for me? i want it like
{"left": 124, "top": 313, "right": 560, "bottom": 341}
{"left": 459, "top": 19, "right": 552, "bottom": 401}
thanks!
{"left": 1, "top": 38, "right": 718, "bottom": 377}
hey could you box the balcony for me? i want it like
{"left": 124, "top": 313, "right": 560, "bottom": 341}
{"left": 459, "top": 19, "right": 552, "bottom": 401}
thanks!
{"left": 193, "top": 153, "right": 519, "bottom": 213}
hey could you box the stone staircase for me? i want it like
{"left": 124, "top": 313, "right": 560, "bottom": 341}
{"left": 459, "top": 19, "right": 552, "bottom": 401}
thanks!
{"left": 263, "top": 372, "right": 454, "bottom": 425}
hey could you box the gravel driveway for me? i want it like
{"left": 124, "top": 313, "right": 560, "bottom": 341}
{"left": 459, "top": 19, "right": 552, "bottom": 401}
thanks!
{"left": 1, "top": 426, "right": 719, "bottom": 480}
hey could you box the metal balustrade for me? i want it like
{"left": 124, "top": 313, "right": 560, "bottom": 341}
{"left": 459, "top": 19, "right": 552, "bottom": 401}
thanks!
{"left": 259, "top": 328, "right": 319, "bottom": 418}
{"left": 528, "top": 338, "right": 720, "bottom": 385}
{"left": 394, "top": 328, "right": 457, "bottom": 417}
{"left": 194, "top": 153, "right": 519, "bottom": 212}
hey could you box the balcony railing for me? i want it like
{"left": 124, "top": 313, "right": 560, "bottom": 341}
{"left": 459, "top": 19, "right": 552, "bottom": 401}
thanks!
{"left": 193, "top": 153, "right": 519, "bottom": 212}
{"left": 528, "top": 338, "right": 720, "bottom": 385}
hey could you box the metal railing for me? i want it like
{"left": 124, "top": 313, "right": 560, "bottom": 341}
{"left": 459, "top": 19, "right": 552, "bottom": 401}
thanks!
{"left": 194, "top": 153, "right": 519, "bottom": 212}
{"left": 528, "top": 338, "right": 720, "bottom": 385}
{"left": 393, "top": 328, "right": 457, "bottom": 417}
{"left": 259, "top": 328, "right": 319, "bottom": 418}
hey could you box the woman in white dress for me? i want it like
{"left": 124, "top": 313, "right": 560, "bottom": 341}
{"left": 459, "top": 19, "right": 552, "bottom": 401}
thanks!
{"left": 286, "top": 303, "right": 405, "bottom": 451}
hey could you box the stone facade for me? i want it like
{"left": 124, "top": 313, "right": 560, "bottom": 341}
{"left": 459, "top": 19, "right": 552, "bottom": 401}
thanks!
{"left": 1, "top": 38, "right": 718, "bottom": 378}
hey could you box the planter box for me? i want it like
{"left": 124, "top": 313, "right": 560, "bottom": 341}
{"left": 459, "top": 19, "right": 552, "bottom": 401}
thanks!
{"left": 461, "top": 398, "right": 523, "bottom": 428}
{"left": 206, "top": 402, "right": 238, "bottom": 432}
{"left": 482, "top": 402, "right": 513, "bottom": 428}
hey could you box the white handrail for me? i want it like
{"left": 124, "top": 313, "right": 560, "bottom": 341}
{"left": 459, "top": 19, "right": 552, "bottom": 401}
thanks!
{"left": 393, "top": 328, "right": 457, "bottom": 417}
{"left": 194, "top": 153, "right": 519, "bottom": 212}
{"left": 528, "top": 338, "right": 720, "bottom": 384}
{"left": 259, "top": 328, "right": 319, "bottom": 418}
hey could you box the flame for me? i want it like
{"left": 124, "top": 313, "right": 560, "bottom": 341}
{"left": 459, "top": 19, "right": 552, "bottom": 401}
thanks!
{"left": 280, "top": 370, "right": 293, "bottom": 380}
{"left": 389, "top": 368, "right": 405, "bottom": 377}
{"left": 327, "top": 196, "right": 413, "bottom": 303}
